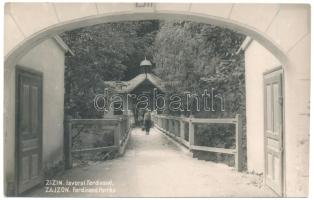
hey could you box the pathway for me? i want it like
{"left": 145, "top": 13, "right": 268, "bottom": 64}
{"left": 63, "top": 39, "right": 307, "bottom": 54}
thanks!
{"left": 26, "top": 128, "right": 276, "bottom": 197}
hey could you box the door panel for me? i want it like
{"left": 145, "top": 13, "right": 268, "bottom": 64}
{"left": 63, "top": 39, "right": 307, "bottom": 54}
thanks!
{"left": 264, "top": 69, "right": 284, "bottom": 196}
{"left": 16, "top": 68, "right": 43, "bottom": 194}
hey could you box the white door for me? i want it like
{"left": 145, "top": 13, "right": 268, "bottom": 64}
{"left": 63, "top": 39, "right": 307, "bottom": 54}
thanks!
{"left": 264, "top": 68, "right": 284, "bottom": 196}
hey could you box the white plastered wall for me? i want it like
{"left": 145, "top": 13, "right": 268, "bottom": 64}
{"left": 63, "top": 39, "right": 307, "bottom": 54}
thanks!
{"left": 4, "top": 38, "right": 66, "bottom": 194}
{"left": 245, "top": 40, "right": 281, "bottom": 175}
{"left": 245, "top": 34, "right": 310, "bottom": 196}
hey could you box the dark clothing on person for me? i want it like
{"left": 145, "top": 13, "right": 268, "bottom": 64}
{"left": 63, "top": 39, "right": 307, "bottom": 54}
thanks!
{"left": 143, "top": 111, "right": 152, "bottom": 134}
{"left": 144, "top": 112, "right": 151, "bottom": 121}
{"left": 144, "top": 120, "right": 151, "bottom": 132}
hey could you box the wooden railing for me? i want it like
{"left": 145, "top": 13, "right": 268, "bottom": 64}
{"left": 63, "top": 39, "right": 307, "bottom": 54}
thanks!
{"left": 64, "top": 115, "right": 133, "bottom": 169}
{"left": 152, "top": 113, "right": 244, "bottom": 171}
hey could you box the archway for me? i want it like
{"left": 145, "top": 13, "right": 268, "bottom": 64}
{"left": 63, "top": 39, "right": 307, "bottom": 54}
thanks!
{"left": 5, "top": 11, "right": 288, "bottom": 68}
{"left": 4, "top": 3, "right": 310, "bottom": 197}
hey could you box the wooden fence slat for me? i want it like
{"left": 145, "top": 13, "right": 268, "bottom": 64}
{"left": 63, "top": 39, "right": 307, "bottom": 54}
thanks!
{"left": 70, "top": 118, "right": 120, "bottom": 125}
{"left": 64, "top": 119, "right": 72, "bottom": 169}
{"left": 71, "top": 146, "right": 118, "bottom": 153}
{"left": 235, "top": 114, "right": 244, "bottom": 171}
{"left": 191, "top": 145, "right": 236, "bottom": 155}
{"left": 115, "top": 119, "right": 121, "bottom": 147}
{"left": 180, "top": 115, "right": 185, "bottom": 140}
{"left": 189, "top": 116, "right": 194, "bottom": 147}
{"left": 191, "top": 118, "right": 237, "bottom": 124}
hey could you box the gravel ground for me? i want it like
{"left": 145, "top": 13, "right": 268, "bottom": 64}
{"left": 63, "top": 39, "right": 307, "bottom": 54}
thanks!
{"left": 26, "top": 127, "right": 276, "bottom": 197}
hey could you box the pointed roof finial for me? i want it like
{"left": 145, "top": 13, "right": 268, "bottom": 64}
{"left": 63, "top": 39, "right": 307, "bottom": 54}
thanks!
{"left": 140, "top": 57, "right": 152, "bottom": 66}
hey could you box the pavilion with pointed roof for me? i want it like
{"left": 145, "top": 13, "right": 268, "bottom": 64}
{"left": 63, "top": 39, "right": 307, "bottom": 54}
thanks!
{"left": 103, "top": 58, "right": 166, "bottom": 119}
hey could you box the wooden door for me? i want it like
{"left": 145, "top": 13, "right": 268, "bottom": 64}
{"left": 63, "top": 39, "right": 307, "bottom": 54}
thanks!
{"left": 264, "top": 68, "right": 284, "bottom": 196}
{"left": 16, "top": 67, "right": 43, "bottom": 194}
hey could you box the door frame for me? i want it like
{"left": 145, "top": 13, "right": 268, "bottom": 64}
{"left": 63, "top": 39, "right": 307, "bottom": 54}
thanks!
{"left": 263, "top": 66, "right": 286, "bottom": 196}
{"left": 15, "top": 65, "right": 43, "bottom": 195}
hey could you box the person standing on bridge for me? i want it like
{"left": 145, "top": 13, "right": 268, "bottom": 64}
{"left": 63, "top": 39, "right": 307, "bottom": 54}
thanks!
{"left": 143, "top": 109, "right": 152, "bottom": 135}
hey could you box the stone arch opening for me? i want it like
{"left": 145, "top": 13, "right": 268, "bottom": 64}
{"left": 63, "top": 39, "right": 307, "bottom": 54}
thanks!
{"left": 5, "top": 11, "right": 288, "bottom": 68}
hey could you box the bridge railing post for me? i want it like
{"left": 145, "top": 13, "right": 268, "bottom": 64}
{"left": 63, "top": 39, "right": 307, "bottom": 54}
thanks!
{"left": 180, "top": 115, "right": 185, "bottom": 142}
{"left": 235, "top": 114, "right": 243, "bottom": 172}
{"left": 165, "top": 118, "right": 168, "bottom": 133}
{"left": 156, "top": 115, "right": 159, "bottom": 128}
{"left": 175, "top": 119, "right": 178, "bottom": 137}
{"left": 173, "top": 119, "right": 176, "bottom": 136}
{"left": 170, "top": 118, "right": 172, "bottom": 135}
{"left": 176, "top": 119, "right": 179, "bottom": 137}
{"left": 171, "top": 119, "right": 174, "bottom": 136}
{"left": 125, "top": 115, "right": 129, "bottom": 132}
{"left": 123, "top": 117, "right": 127, "bottom": 139}
{"left": 188, "top": 115, "right": 194, "bottom": 149}
{"left": 170, "top": 118, "right": 173, "bottom": 135}
{"left": 64, "top": 118, "right": 72, "bottom": 169}
{"left": 115, "top": 118, "right": 122, "bottom": 148}
{"left": 166, "top": 118, "right": 169, "bottom": 134}
{"left": 169, "top": 119, "right": 173, "bottom": 136}
{"left": 176, "top": 119, "right": 180, "bottom": 138}
{"left": 163, "top": 118, "right": 166, "bottom": 132}
{"left": 160, "top": 117, "right": 162, "bottom": 130}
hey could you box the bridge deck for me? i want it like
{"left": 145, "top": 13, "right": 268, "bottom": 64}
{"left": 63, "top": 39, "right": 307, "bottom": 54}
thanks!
{"left": 26, "top": 128, "right": 275, "bottom": 197}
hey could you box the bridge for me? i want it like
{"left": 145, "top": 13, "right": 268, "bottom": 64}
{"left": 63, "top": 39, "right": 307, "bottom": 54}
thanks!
{"left": 23, "top": 113, "right": 277, "bottom": 197}
{"left": 63, "top": 113, "right": 244, "bottom": 170}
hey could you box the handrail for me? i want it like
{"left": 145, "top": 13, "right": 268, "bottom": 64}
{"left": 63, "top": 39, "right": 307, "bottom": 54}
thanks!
{"left": 152, "top": 113, "right": 244, "bottom": 172}
{"left": 71, "top": 146, "right": 118, "bottom": 153}
{"left": 67, "top": 118, "right": 125, "bottom": 124}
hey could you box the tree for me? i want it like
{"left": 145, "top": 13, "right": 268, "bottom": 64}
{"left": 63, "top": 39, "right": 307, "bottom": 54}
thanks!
{"left": 152, "top": 21, "right": 246, "bottom": 166}
{"left": 152, "top": 21, "right": 246, "bottom": 118}
{"left": 61, "top": 20, "right": 160, "bottom": 118}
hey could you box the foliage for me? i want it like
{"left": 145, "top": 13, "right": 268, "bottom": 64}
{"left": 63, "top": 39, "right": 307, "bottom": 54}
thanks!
{"left": 152, "top": 21, "right": 246, "bottom": 166}
{"left": 62, "top": 20, "right": 247, "bottom": 166}
{"left": 61, "top": 21, "right": 159, "bottom": 118}
{"left": 152, "top": 21, "right": 246, "bottom": 118}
